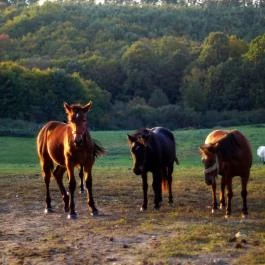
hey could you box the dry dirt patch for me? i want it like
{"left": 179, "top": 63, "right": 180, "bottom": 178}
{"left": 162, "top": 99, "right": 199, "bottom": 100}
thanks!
{"left": 0, "top": 174, "right": 264, "bottom": 265}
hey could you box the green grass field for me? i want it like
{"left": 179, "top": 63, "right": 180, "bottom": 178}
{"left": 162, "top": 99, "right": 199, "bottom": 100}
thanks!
{"left": 0, "top": 125, "right": 264, "bottom": 174}
{"left": 0, "top": 126, "right": 265, "bottom": 264}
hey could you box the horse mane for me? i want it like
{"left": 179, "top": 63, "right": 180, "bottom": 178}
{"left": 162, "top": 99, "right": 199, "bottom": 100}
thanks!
{"left": 131, "top": 128, "right": 150, "bottom": 138}
{"left": 216, "top": 130, "right": 241, "bottom": 160}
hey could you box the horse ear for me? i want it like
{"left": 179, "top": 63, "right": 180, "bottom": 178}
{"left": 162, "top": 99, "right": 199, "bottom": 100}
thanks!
{"left": 127, "top": 134, "right": 136, "bottom": 143}
{"left": 83, "top": 101, "right": 92, "bottom": 112}
{"left": 63, "top": 102, "right": 72, "bottom": 114}
{"left": 141, "top": 129, "right": 151, "bottom": 141}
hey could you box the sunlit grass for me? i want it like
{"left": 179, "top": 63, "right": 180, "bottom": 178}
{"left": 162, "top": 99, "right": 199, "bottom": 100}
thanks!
{"left": 1, "top": 125, "right": 265, "bottom": 174}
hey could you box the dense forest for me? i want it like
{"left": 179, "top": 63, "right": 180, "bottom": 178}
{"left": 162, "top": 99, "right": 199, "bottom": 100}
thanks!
{"left": 1, "top": 1, "right": 265, "bottom": 130}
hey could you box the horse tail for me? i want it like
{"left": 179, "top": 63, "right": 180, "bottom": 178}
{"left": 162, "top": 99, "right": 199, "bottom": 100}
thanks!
{"left": 162, "top": 177, "right": 168, "bottom": 192}
{"left": 161, "top": 167, "right": 170, "bottom": 192}
{"left": 162, "top": 156, "right": 179, "bottom": 192}
{"left": 93, "top": 139, "right": 106, "bottom": 158}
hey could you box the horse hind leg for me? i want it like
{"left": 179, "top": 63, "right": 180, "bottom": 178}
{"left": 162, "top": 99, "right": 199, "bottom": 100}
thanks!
{"left": 167, "top": 165, "right": 173, "bottom": 205}
{"left": 42, "top": 159, "right": 54, "bottom": 214}
{"left": 241, "top": 174, "right": 249, "bottom": 218}
{"left": 152, "top": 173, "right": 162, "bottom": 210}
{"left": 84, "top": 161, "right": 98, "bottom": 216}
{"left": 53, "top": 165, "right": 69, "bottom": 212}
{"left": 225, "top": 178, "right": 233, "bottom": 218}
{"left": 219, "top": 176, "right": 226, "bottom": 209}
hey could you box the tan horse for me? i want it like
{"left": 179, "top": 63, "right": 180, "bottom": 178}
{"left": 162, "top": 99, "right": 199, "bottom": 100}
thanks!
{"left": 37, "top": 101, "right": 105, "bottom": 219}
{"left": 199, "top": 129, "right": 252, "bottom": 218}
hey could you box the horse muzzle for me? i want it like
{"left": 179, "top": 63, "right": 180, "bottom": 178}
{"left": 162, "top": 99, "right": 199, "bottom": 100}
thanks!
{"left": 73, "top": 134, "right": 84, "bottom": 147}
{"left": 205, "top": 174, "right": 216, "bottom": 186}
{"left": 133, "top": 166, "right": 143, "bottom": 176}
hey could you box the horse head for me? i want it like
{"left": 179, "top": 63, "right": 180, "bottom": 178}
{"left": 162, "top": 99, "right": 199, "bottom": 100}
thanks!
{"left": 64, "top": 101, "right": 92, "bottom": 147}
{"left": 128, "top": 134, "right": 145, "bottom": 175}
{"left": 127, "top": 129, "right": 152, "bottom": 175}
{"left": 199, "top": 143, "right": 220, "bottom": 185}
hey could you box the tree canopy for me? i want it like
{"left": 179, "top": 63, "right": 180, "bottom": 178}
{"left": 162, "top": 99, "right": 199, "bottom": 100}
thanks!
{"left": 1, "top": 3, "right": 265, "bottom": 129}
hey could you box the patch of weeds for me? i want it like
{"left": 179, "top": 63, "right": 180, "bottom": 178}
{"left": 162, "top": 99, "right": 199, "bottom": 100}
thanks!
{"left": 233, "top": 247, "right": 265, "bottom": 265}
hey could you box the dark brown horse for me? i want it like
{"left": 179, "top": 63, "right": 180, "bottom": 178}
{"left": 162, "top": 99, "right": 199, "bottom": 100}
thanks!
{"left": 199, "top": 129, "right": 252, "bottom": 218}
{"left": 128, "top": 127, "right": 179, "bottom": 211}
{"left": 37, "top": 101, "right": 105, "bottom": 219}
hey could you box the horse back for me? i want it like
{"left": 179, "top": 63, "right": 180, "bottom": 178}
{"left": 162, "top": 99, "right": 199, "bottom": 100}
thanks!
{"left": 150, "top": 127, "right": 176, "bottom": 165}
{"left": 232, "top": 130, "right": 252, "bottom": 168}
{"left": 205, "top": 129, "right": 229, "bottom": 144}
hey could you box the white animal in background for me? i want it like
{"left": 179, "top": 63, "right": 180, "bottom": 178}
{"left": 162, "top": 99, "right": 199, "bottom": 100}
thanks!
{"left": 257, "top": 146, "right": 265, "bottom": 164}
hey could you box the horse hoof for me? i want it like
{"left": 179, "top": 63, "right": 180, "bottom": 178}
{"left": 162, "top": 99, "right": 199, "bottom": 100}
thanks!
{"left": 90, "top": 209, "right": 99, "bottom": 216}
{"left": 153, "top": 206, "right": 160, "bottom": 211}
{"left": 225, "top": 214, "right": 230, "bottom": 219}
{"left": 44, "top": 208, "right": 53, "bottom": 214}
{"left": 242, "top": 214, "right": 248, "bottom": 219}
{"left": 211, "top": 209, "right": 216, "bottom": 214}
{"left": 140, "top": 206, "right": 147, "bottom": 212}
{"left": 68, "top": 212, "right": 78, "bottom": 219}
{"left": 79, "top": 189, "right": 85, "bottom": 194}
{"left": 168, "top": 199, "right": 173, "bottom": 205}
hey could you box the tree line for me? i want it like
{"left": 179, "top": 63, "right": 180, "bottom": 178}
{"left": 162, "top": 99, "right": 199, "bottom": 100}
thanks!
{"left": 1, "top": 0, "right": 265, "bottom": 8}
{"left": 1, "top": 3, "right": 265, "bottom": 129}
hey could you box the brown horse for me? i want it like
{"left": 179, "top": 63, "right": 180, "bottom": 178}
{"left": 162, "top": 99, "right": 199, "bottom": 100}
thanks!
{"left": 199, "top": 129, "right": 252, "bottom": 218}
{"left": 37, "top": 101, "right": 105, "bottom": 219}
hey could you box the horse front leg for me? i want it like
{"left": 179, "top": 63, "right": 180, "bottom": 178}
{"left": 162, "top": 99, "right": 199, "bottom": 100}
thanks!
{"left": 211, "top": 181, "right": 218, "bottom": 213}
{"left": 241, "top": 174, "right": 249, "bottom": 218}
{"left": 84, "top": 161, "right": 98, "bottom": 216}
{"left": 140, "top": 173, "right": 148, "bottom": 211}
{"left": 66, "top": 161, "right": 77, "bottom": 219}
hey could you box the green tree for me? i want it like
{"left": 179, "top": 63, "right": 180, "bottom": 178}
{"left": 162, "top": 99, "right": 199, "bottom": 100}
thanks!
{"left": 228, "top": 35, "right": 248, "bottom": 58}
{"left": 245, "top": 34, "right": 265, "bottom": 65}
{"left": 199, "top": 32, "right": 230, "bottom": 67}
{"left": 148, "top": 88, "right": 169, "bottom": 107}
{"left": 121, "top": 40, "right": 158, "bottom": 100}
{"left": 181, "top": 66, "right": 207, "bottom": 112}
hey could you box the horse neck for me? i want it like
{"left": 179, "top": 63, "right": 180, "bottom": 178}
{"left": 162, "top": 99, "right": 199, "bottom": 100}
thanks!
{"left": 83, "top": 130, "right": 93, "bottom": 146}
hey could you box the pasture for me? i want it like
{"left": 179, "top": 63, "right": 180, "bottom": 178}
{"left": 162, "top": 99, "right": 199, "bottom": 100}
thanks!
{"left": 0, "top": 126, "right": 265, "bottom": 264}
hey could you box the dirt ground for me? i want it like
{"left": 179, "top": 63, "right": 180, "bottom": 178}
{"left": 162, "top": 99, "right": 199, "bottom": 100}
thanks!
{"left": 0, "top": 173, "right": 264, "bottom": 265}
